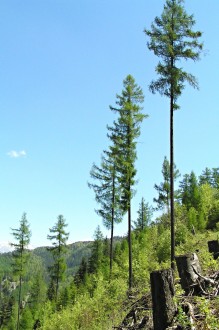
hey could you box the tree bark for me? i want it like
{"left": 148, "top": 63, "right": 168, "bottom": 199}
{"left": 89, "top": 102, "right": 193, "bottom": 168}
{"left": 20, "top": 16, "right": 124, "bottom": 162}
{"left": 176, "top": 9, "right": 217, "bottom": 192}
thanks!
{"left": 208, "top": 240, "right": 219, "bottom": 260}
{"left": 110, "top": 174, "right": 115, "bottom": 277}
{"left": 150, "top": 269, "right": 176, "bottom": 330}
{"left": 170, "top": 92, "right": 175, "bottom": 271}
{"left": 128, "top": 203, "right": 133, "bottom": 290}
{"left": 175, "top": 253, "right": 202, "bottom": 295}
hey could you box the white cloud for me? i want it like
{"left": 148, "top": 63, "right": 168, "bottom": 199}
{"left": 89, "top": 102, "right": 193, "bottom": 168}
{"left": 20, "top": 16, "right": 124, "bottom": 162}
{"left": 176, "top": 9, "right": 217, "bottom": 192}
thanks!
{"left": 7, "top": 150, "right": 27, "bottom": 158}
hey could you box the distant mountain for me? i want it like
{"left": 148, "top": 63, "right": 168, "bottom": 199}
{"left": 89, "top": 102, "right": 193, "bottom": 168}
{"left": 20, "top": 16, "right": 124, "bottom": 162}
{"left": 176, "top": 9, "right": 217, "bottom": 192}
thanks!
{"left": 0, "top": 240, "right": 93, "bottom": 278}
{"left": 0, "top": 242, "right": 13, "bottom": 253}
{"left": 33, "top": 240, "right": 93, "bottom": 275}
{"left": 0, "top": 237, "right": 123, "bottom": 278}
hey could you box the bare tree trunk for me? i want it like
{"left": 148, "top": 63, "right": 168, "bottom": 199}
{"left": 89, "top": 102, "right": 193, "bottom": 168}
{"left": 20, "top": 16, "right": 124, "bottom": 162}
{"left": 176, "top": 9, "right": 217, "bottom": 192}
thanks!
{"left": 175, "top": 253, "right": 202, "bottom": 295}
{"left": 150, "top": 269, "right": 176, "bottom": 330}
{"left": 170, "top": 83, "right": 175, "bottom": 271}
{"left": 110, "top": 213, "right": 114, "bottom": 277}
{"left": 208, "top": 240, "right": 219, "bottom": 260}
{"left": 110, "top": 172, "right": 116, "bottom": 277}
{"left": 128, "top": 203, "right": 133, "bottom": 290}
{"left": 17, "top": 275, "right": 22, "bottom": 330}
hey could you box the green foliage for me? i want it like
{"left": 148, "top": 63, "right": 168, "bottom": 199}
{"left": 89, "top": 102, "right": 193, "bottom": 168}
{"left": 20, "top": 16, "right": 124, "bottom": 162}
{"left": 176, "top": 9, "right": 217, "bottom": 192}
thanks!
{"left": 108, "top": 74, "right": 147, "bottom": 288}
{"left": 74, "top": 257, "right": 88, "bottom": 287}
{"left": 132, "top": 228, "right": 159, "bottom": 290}
{"left": 133, "top": 197, "right": 153, "bottom": 231}
{"left": 146, "top": 0, "right": 202, "bottom": 267}
{"left": 32, "top": 241, "right": 92, "bottom": 277}
{"left": 179, "top": 171, "right": 201, "bottom": 211}
{"left": 156, "top": 229, "right": 171, "bottom": 263}
{"left": 29, "top": 272, "right": 47, "bottom": 317}
{"left": 0, "top": 254, "right": 12, "bottom": 278}
{"left": 187, "top": 207, "right": 198, "bottom": 230}
{"left": 11, "top": 213, "right": 31, "bottom": 279}
{"left": 88, "top": 153, "right": 123, "bottom": 230}
{"left": 0, "top": 295, "right": 15, "bottom": 327}
{"left": 175, "top": 221, "right": 189, "bottom": 246}
{"left": 39, "top": 276, "right": 127, "bottom": 330}
{"left": 19, "top": 308, "right": 34, "bottom": 330}
{"left": 207, "top": 200, "right": 219, "bottom": 229}
{"left": 199, "top": 167, "right": 219, "bottom": 189}
{"left": 10, "top": 212, "right": 31, "bottom": 330}
{"left": 154, "top": 156, "right": 180, "bottom": 212}
{"left": 174, "top": 303, "right": 192, "bottom": 329}
{"left": 88, "top": 151, "right": 123, "bottom": 276}
{"left": 145, "top": 0, "right": 203, "bottom": 108}
{"left": 194, "top": 297, "right": 219, "bottom": 329}
{"left": 108, "top": 74, "right": 146, "bottom": 213}
{"left": 47, "top": 215, "right": 69, "bottom": 301}
{"left": 88, "top": 226, "right": 104, "bottom": 275}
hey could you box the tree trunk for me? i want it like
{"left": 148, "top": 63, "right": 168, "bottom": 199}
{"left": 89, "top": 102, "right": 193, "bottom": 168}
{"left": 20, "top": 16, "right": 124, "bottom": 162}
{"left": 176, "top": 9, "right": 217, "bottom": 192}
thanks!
{"left": 175, "top": 253, "right": 202, "bottom": 295}
{"left": 208, "top": 240, "right": 219, "bottom": 260}
{"left": 110, "top": 212, "right": 114, "bottom": 277}
{"left": 170, "top": 69, "right": 175, "bottom": 270}
{"left": 110, "top": 173, "right": 115, "bottom": 277}
{"left": 150, "top": 269, "right": 176, "bottom": 330}
{"left": 128, "top": 203, "right": 133, "bottom": 290}
{"left": 17, "top": 275, "right": 22, "bottom": 330}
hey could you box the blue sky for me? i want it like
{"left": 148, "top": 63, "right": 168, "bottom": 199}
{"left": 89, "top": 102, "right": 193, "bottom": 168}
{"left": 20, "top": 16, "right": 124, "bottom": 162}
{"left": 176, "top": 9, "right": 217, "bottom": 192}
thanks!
{"left": 0, "top": 0, "right": 218, "bottom": 249}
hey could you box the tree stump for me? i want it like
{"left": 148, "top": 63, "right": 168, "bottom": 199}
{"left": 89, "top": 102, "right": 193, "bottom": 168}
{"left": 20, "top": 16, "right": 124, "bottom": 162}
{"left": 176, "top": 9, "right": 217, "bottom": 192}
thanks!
{"left": 208, "top": 240, "right": 219, "bottom": 260}
{"left": 150, "top": 269, "right": 176, "bottom": 330}
{"left": 175, "top": 253, "right": 202, "bottom": 295}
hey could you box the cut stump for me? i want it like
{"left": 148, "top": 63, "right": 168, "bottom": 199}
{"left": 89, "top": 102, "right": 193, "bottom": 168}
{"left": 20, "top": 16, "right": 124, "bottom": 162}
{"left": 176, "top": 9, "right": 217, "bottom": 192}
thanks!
{"left": 150, "top": 269, "right": 176, "bottom": 330}
{"left": 208, "top": 240, "right": 219, "bottom": 260}
{"left": 175, "top": 253, "right": 202, "bottom": 295}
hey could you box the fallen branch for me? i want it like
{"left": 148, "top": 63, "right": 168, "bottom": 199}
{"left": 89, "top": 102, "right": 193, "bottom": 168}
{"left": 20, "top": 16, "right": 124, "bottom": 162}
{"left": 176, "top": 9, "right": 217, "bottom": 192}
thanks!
{"left": 192, "top": 266, "right": 216, "bottom": 286}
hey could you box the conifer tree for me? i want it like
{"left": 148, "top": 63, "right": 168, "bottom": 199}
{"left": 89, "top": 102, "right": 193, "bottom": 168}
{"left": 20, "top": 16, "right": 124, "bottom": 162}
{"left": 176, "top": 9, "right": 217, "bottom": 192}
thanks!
{"left": 199, "top": 167, "right": 213, "bottom": 186}
{"left": 154, "top": 156, "right": 180, "bottom": 213}
{"left": 10, "top": 212, "right": 31, "bottom": 330}
{"left": 108, "top": 74, "right": 147, "bottom": 289}
{"left": 29, "top": 272, "right": 46, "bottom": 318}
{"left": 88, "top": 226, "right": 104, "bottom": 274}
{"left": 212, "top": 168, "right": 219, "bottom": 189}
{"left": 88, "top": 150, "right": 123, "bottom": 276}
{"left": 179, "top": 171, "right": 200, "bottom": 210}
{"left": 145, "top": 0, "right": 202, "bottom": 268}
{"left": 199, "top": 167, "right": 219, "bottom": 189}
{"left": 47, "top": 215, "right": 69, "bottom": 302}
{"left": 133, "top": 198, "right": 153, "bottom": 231}
{"left": 74, "top": 257, "right": 88, "bottom": 287}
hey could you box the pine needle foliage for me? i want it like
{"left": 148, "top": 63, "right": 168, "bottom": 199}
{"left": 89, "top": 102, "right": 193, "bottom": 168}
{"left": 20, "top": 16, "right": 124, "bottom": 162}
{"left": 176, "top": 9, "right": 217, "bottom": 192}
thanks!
{"left": 145, "top": 0, "right": 203, "bottom": 268}
{"left": 108, "top": 74, "right": 147, "bottom": 289}
{"left": 10, "top": 212, "right": 31, "bottom": 330}
{"left": 47, "top": 215, "right": 69, "bottom": 302}
{"left": 88, "top": 151, "right": 123, "bottom": 275}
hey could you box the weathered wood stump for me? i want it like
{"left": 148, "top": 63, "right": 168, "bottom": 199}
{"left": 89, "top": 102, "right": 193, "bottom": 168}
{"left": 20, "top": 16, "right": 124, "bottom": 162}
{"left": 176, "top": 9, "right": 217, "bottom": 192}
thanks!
{"left": 150, "top": 269, "right": 176, "bottom": 330}
{"left": 175, "top": 253, "right": 202, "bottom": 295}
{"left": 208, "top": 240, "right": 219, "bottom": 260}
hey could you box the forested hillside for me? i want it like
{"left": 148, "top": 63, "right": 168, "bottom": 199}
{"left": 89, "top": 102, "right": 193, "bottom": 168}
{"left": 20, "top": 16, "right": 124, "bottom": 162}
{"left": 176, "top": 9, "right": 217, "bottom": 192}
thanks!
{"left": 0, "top": 240, "right": 92, "bottom": 276}
{"left": 1, "top": 164, "right": 219, "bottom": 329}
{"left": 1, "top": 0, "right": 218, "bottom": 329}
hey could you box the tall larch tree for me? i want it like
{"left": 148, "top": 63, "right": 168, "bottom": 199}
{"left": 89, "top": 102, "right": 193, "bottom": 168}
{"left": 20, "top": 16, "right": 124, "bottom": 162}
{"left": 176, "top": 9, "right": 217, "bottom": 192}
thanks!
{"left": 47, "top": 215, "right": 69, "bottom": 302}
{"left": 88, "top": 150, "right": 123, "bottom": 276}
{"left": 108, "top": 74, "right": 147, "bottom": 289}
{"left": 11, "top": 212, "right": 31, "bottom": 330}
{"left": 145, "top": 0, "right": 202, "bottom": 268}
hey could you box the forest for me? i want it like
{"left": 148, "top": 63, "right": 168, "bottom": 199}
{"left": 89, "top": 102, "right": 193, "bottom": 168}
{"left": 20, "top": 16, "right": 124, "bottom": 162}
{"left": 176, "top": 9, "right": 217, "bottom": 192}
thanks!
{"left": 1, "top": 0, "right": 219, "bottom": 329}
